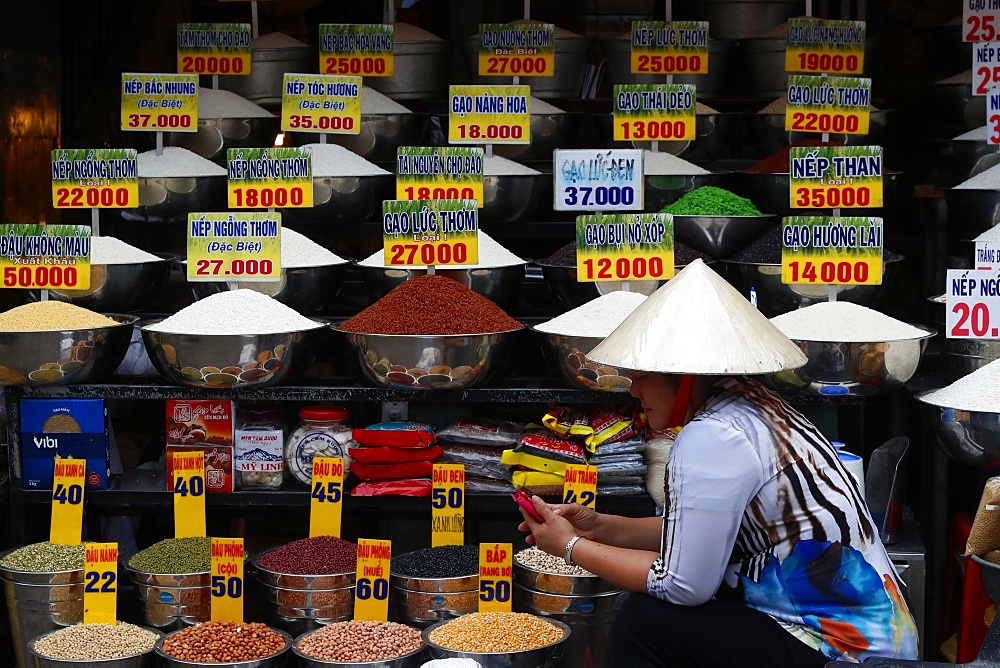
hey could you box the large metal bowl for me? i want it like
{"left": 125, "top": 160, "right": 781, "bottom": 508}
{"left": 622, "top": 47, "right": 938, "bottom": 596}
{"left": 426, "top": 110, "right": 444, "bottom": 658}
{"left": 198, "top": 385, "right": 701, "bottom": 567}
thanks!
{"left": 155, "top": 626, "right": 292, "bottom": 668}
{"left": 762, "top": 326, "right": 935, "bottom": 397}
{"left": 744, "top": 110, "right": 893, "bottom": 158}
{"left": 536, "top": 262, "right": 668, "bottom": 310}
{"left": 945, "top": 188, "right": 1000, "bottom": 240}
{"left": 916, "top": 392, "right": 1000, "bottom": 467}
{"left": 334, "top": 328, "right": 524, "bottom": 390}
{"left": 358, "top": 263, "right": 526, "bottom": 310}
{"left": 494, "top": 112, "right": 581, "bottom": 162}
{"left": 27, "top": 626, "right": 164, "bottom": 668}
{"left": 718, "top": 254, "right": 906, "bottom": 318}
{"left": 422, "top": 617, "right": 571, "bottom": 666}
{"left": 140, "top": 322, "right": 325, "bottom": 389}
{"left": 644, "top": 171, "right": 734, "bottom": 212}
{"left": 672, "top": 213, "right": 778, "bottom": 258}
{"left": 280, "top": 174, "right": 394, "bottom": 224}
{"left": 292, "top": 632, "right": 426, "bottom": 668}
{"left": 533, "top": 329, "right": 633, "bottom": 392}
{"left": 164, "top": 115, "right": 281, "bottom": 165}
{"left": 972, "top": 555, "right": 1000, "bottom": 605}
{"left": 288, "top": 113, "right": 423, "bottom": 165}
{"left": 366, "top": 38, "right": 450, "bottom": 101}
{"left": 253, "top": 549, "right": 356, "bottom": 591}
{"left": 188, "top": 263, "right": 350, "bottom": 315}
{"left": 737, "top": 171, "right": 904, "bottom": 220}
{"left": 124, "top": 567, "right": 211, "bottom": 630}
{"left": 461, "top": 34, "right": 591, "bottom": 99}
{"left": 599, "top": 37, "right": 734, "bottom": 99}
{"left": 119, "top": 175, "right": 227, "bottom": 224}
{"left": 928, "top": 81, "right": 986, "bottom": 133}
{"left": 217, "top": 42, "right": 313, "bottom": 109}
{"left": 673, "top": 0, "right": 801, "bottom": 40}
{"left": 26, "top": 255, "right": 175, "bottom": 313}
{"left": 481, "top": 173, "right": 546, "bottom": 226}
{"left": 0, "top": 314, "right": 136, "bottom": 386}
{"left": 929, "top": 138, "right": 1000, "bottom": 187}
{"left": 513, "top": 560, "right": 619, "bottom": 596}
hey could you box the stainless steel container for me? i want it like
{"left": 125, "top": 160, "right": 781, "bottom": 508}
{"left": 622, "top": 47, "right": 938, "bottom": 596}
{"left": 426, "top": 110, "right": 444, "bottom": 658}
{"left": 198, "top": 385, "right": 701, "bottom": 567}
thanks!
{"left": 390, "top": 571, "right": 478, "bottom": 628}
{"left": 252, "top": 548, "right": 355, "bottom": 635}
{"left": 674, "top": 0, "right": 801, "bottom": 40}
{"left": 26, "top": 626, "right": 164, "bottom": 668}
{"left": 124, "top": 567, "right": 210, "bottom": 631}
{"left": 217, "top": 40, "right": 313, "bottom": 109}
{"left": 188, "top": 263, "right": 350, "bottom": 315}
{"left": 673, "top": 214, "right": 778, "bottom": 259}
{"left": 536, "top": 262, "right": 667, "bottom": 310}
{"left": 422, "top": 617, "right": 571, "bottom": 667}
{"left": 27, "top": 256, "right": 175, "bottom": 314}
{"left": 366, "top": 39, "right": 450, "bottom": 101}
{"left": 533, "top": 330, "right": 633, "bottom": 392}
{"left": 916, "top": 392, "right": 1000, "bottom": 468}
{"left": 0, "top": 555, "right": 83, "bottom": 668}
{"left": 358, "top": 263, "right": 525, "bottom": 310}
{"left": 164, "top": 116, "right": 281, "bottom": 166}
{"left": 120, "top": 175, "right": 227, "bottom": 225}
{"left": 154, "top": 626, "right": 292, "bottom": 668}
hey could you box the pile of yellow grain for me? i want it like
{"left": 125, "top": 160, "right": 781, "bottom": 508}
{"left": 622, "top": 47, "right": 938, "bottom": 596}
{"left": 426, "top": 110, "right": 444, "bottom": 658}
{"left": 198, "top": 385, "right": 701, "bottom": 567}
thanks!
{"left": 0, "top": 302, "right": 117, "bottom": 331}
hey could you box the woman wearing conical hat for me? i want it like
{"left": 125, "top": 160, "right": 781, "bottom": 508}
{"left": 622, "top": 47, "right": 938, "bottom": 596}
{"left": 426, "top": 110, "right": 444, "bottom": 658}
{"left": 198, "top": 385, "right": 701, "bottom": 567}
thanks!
{"left": 519, "top": 259, "right": 918, "bottom": 667}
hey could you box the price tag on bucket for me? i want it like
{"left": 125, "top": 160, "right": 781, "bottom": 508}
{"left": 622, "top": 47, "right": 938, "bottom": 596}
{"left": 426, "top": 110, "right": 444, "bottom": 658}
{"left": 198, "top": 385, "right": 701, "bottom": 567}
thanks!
{"left": 51, "top": 149, "right": 138, "bottom": 209}
{"left": 120, "top": 73, "right": 198, "bottom": 132}
{"left": 574, "top": 213, "right": 673, "bottom": 283}
{"left": 630, "top": 21, "right": 709, "bottom": 75}
{"left": 186, "top": 212, "right": 281, "bottom": 282}
{"left": 789, "top": 146, "right": 883, "bottom": 210}
{"left": 319, "top": 24, "right": 394, "bottom": 77}
{"left": 211, "top": 537, "right": 244, "bottom": 623}
{"left": 84, "top": 542, "right": 118, "bottom": 625}
{"left": 396, "top": 146, "right": 484, "bottom": 208}
{"left": 612, "top": 85, "right": 696, "bottom": 143}
{"left": 177, "top": 23, "right": 251, "bottom": 76}
{"left": 477, "top": 23, "right": 554, "bottom": 77}
{"left": 227, "top": 147, "right": 313, "bottom": 209}
{"left": 432, "top": 464, "right": 465, "bottom": 547}
{"left": 310, "top": 456, "right": 344, "bottom": 538}
{"left": 281, "top": 73, "right": 362, "bottom": 136}
{"left": 780, "top": 216, "right": 883, "bottom": 286}
{"left": 563, "top": 464, "right": 597, "bottom": 509}
{"left": 478, "top": 543, "right": 512, "bottom": 613}
{"left": 554, "top": 149, "right": 644, "bottom": 212}
{"left": 946, "top": 268, "right": 1000, "bottom": 339}
{"left": 50, "top": 457, "right": 85, "bottom": 546}
{"left": 355, "top": 539, "right": 391, "bottom": 622}
{"left": 172, "top": 451, "right": 207, "bottom": 539}
{"left": 382, "top": 199, "right": 480, "bottom": 266}
{"left": 448, "top": 84, "right": 530, "bottom": 145}
{"left": 784, "top": 75, "right": 871, "bottom": 136}
{"left": 784, "top": 18, "right": 865, "bottom": 75}
{"left": 0, "top": 224, "right": 92, "bottom": 291}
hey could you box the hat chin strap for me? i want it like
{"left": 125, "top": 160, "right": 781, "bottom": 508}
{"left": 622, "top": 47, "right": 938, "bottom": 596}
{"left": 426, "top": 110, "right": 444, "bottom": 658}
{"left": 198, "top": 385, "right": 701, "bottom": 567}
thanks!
{"left": 665, "top": 373, "right": 694, "bottom": 429}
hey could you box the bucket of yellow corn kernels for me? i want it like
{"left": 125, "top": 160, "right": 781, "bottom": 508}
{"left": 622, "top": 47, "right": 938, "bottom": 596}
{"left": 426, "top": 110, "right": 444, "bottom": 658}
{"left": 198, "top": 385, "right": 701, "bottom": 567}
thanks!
{"left": 421, "top": 612, "right": 569, "bottom": 667}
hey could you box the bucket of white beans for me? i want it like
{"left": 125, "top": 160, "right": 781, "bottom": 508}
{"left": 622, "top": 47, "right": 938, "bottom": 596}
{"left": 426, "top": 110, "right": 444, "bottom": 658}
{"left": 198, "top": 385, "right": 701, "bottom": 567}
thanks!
{"left": 291, "top": 620, "right": 426, "bottom": 667}
{"left": 27, "top": 622, "right": 163, "bottom": 668}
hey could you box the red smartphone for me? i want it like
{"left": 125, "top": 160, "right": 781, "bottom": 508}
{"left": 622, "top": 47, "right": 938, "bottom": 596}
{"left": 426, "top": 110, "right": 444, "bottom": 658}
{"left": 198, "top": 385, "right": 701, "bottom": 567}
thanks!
{"left": 512, "top": 489, "right": 545, "bottom": 522}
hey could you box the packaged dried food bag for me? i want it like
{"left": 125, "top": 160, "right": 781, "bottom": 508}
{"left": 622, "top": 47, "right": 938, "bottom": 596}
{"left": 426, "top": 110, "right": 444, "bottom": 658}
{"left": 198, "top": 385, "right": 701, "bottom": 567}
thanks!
{"left": 352, "top": 421, "right": 435, "bottom": 447}
{"left": 466, "top": 474, "right": 515, "bottom": 494}
{"left": 435, "top": 417, "right": 524, "bottom": 447}
{"left": 966, "top": 476, "right": 1000, "bottom": 555}
{"left": 591, "top": 452, "right": 646, "bottom": 466}
{"left": 541, "top": 406, "right": 591, "bottom": 440}
{"left": 591, "top": 435, "right": 647, "bottom": 458}
{"left": 351, "top": 478, "right": 432, "bottom": 496}
{"left": 349, "top": 445, "right": 443, "bottom": 465}
{"left": 444, "top": 460, "right": 512, "bottom": 481}
{"left": 542, "top": 405, "right": 648, "bottom": 451}
{"left": 598, "top": 483, "right": 647, "bottom": 496}
{"left": 350, "top": 460, "right": 434, "bottom": 481}
{"left": 438, "top": 442, "right": 506, "bottom": 465}
{"left": 501, "top": 432, "right": 587, "bottom": 475}
{"left": 512, "top": 469, "right": 563, "bottom": 496}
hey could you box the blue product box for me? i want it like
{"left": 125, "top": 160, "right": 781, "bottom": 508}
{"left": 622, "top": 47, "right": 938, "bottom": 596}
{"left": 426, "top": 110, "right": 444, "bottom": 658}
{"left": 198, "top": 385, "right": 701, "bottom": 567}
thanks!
{"left": 20, "top": 398, "right": 110, "bottom": 490}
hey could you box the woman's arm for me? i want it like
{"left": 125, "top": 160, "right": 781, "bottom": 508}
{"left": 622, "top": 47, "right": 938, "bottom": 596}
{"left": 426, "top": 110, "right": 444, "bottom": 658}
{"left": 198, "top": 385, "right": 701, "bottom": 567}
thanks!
{"left": 518, "top": 502, "right": 663, "bottom": 552}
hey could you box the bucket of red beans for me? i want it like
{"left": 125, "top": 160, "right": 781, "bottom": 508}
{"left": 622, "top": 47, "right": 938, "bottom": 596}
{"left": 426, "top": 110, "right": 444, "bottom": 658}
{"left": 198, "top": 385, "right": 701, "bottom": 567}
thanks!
{"left": 292, "top": 619, "right": 426, "bottom": 667}
{"left": 252, "top": 535, "right": 359, "bottom": 635}
{"left": 155, "top": 621, "right": 291, "bottom": 667}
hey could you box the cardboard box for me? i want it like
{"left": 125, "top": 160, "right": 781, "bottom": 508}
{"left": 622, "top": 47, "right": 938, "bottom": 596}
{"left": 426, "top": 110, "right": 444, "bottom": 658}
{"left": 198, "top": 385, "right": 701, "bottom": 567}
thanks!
{"left": 20, "top": 399, "right": 110, "bottom": 490}
{"left": 166, "top": 400, "right": 234, "bottom": 446}
{"left": 166, "top": 444, "right": 234, "bottom": 493}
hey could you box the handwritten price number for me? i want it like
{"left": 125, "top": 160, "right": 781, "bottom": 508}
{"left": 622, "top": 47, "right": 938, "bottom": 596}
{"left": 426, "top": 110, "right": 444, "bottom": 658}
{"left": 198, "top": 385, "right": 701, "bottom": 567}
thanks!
{"left": 211, "top": 575, "right": 243, "bottom": 598}
{"left": 56, "top": 187, "right": 130, "bottom": 207}
{"left": 180, "top": 55, "right": 244, "bottom": 74}
{"left": 967, "top": 14, "right": 998, "bottom": 41}
{"left": 431, "top": 487, "right": 463, "bottom": 509}
{"left": 388, "top": 243, "right": 468, "bottom": 265}
{"left": 286, "top": 115, "right": 355, "bottom": 131}
{"left": 126, "top": 114, "right": 192, "bottom": 129}
{"left": 324, "top": 56, "right": 388, "bottom": 75}
{"left": 583, "top": 256, "right": 665, "bottom": 281}
{"left": 951, "top": 302, "right": 999, "bottom": 337}
{"left": 356, "top": 577, "right": 389, "bottom": 601}
{"left": 479, "top": 579, "right": 511, "bottom": 602}
{"left": 174, "top": 475, "right": 205, "bottom": 497}
{"left": 795, "top": 52, "right": 860, "bottom": 73}
{"left": 403, "top": 186, "right": 476, "bottom": 201}
{"left": 794, "top": 187, "right": 871, "bottom": 208}
{"left": 618, "top": 120, "right": 688, "bottom": 140}
{"left": 456, "top": 124, "right": 523, "bottom": 140}
{"left": 977, "top": 67, "right": 1000, "bottom": 95}
{"left": 3, "top": 266, "right": 79, "bottom": 289}
{"left": 485, "top": 56, "right": 547, "bottom": 74}
{"left": 789, "top": 112, "right": 860, "bottom": 133}
{"left": 232, "top": 187, "right": 305, "bottom": 208}
{"left": 563, "top": 489, "right": 596, "bottom": 506}
{"left": 194, "top": 258, "right": 274, "bottom": 277}
{"left": 53, "top": 483, "right": 83, "bottom": 506}
{"left": 563, "top": 186, "right": 635, "bottom": 207}
{"left": 787, "top": 260, "right": 869, "bottom": 284}
{"left": 311, "top": 480, "right": 342, "bottom": 503}
{"left": 635, "top": 54, "right": 702, "bottom": 73}
{"left": 84, "top": 570, "right": 116, "bottom": 593}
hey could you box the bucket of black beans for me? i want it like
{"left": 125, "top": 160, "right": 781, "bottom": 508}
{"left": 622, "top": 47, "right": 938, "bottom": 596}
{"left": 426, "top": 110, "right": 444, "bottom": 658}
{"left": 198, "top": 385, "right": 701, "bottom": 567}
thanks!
{"left": 0, "top": 542, "right": 85, "bottom": 668}
{"left": 512, "top": 547, "right": 627, "bottom": 668}
{"left": 124, "top": 537, "right": 212, "bottom": 631}
{"left": 389, "top": 545, "right": 480, "bottom": 628}
{"left": 155, "top": 621, "right": 291, "bottom": 667}
{"left": 27, "top": 622, "right": 163, "bottom": 667}
{"left": 252, "top": 535, "right": 359, "bottom": 635}
{"left": 292, "top": 619, "right": 426, "bottom": 667}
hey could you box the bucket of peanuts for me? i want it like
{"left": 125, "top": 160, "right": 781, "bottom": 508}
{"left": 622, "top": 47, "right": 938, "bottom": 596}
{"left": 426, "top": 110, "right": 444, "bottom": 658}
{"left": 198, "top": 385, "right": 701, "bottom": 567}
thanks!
{"left": 154, "top": 621, "right": 291, "bottom": 668}
{"left": 292, "top": 619, "right": 426, "bottom": 667}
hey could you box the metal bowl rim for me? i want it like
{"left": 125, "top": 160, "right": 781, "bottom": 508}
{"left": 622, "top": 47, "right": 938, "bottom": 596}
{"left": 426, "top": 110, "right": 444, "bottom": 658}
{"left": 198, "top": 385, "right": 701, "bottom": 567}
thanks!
{"left": 512, "top": 559, "right": 601, "bottom": 579}
{"left": 332, "top": 326, "right": 526, "bottom": 337}
{"left": 27, "top": 625, "right": 165, "bottom": 663}
{"left": 154, "top": 626, "right": 292, "bottom": 664}
{"left": 422, "top": 616, "right": 570, "bottom": 655}
{"left": 140, "top": 318, "right": 327, "bottom": 336}
{"left": 291, "top": 631, "right": 426, "bottom": 665}
{"left": 784, "top": 323, "right": 937, "bottom": 344}
{"left": 0, "top": 313, "right": 139, "bottom": 335}
{"left": 251, "top": 547, "right": 356, "bottom": 579}
{"left": 124, "top": 564, "right": 211, "bottom": 578}
{"left": 912, "top": 388, "right": 999, "bottom": 411}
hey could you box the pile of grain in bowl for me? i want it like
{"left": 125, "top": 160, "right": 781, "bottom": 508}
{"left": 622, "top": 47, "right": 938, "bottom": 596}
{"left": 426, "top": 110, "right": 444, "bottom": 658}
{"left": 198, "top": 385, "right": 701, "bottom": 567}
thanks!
{"left": 33, "top": 622, "right": 159, "bottom": 660}
{"left": 0, "top": 302, "right": 118, "bottom": 331}
{"left": 137, "top": 146, "right": 227, "bottom": 178}
{"left": 281, "top": 227, "right": 348, "bottom": 267}
{"left": 91, "top": 236, "right": 161, "bottom": 264}
{"left": 128, "top": 537, "right": 211, "bottom": 573}
{"left": 362, "top": 84, "right": 411, "bottom": 114}
{"left": 0, "top": 541, "right": 84, "bottom": 571}
{"left": 359, "top": 230, "right": 523, "bottom": 269}
{"left": 643, "top": 150, "right": 710, "bottom": 176}
{"left": 160, "top": 621, "right": 286, "bottom": 662}
{"left": 304, "top": 143, "right": 390, "bottom": 177}
{"left": 485, "top": 154, "right": 541, "bottom": 176}
{"left": 535, "top": 291, "right": 647, "bottom": 338}
{"left": 144, "top": 289, "right": 323, "bottom": 335}
{"left": 920, "top": 358, "right": 1000, "bottom": 412}
{"left": 296, "top": 620, "right": 422, "bottom": 662}
{"left": 428, "top": 611, "right": 564, "bottom": 652}
{"left": 769, "top": 302, "right": 929, "bottom": 342}
{"left": 515, "top": 546, "right": 594, "bottom": 576}
{"left": 197, "top": 86, "right": 273, "bottom": 119}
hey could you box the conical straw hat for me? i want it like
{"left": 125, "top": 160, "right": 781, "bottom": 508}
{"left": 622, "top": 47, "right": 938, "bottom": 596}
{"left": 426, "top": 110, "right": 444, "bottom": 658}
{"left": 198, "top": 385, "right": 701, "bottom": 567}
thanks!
{"left": 588, "top": 259, "right": 807, "bottom": 374}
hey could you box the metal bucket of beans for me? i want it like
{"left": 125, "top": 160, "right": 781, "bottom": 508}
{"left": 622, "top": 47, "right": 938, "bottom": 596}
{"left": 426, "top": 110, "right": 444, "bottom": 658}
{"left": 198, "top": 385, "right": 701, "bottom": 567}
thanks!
{"left": 27, "top": 622, "right": 163, "bottom": 667}
{"left": 512, "top": 548, "right": 627, "bottom": 668}
{"left": 252, "top": 536, "right": 358, "bottom": 635}
{"left": 422, "top": 612, "right": 570, "bottom": 667}
{"left": 155, "top": 621, "right": 291, "bottom": 667}
{"left": 390, "top": 546, "right": 479, "bottom": 628}
{"left": 0, "top": 542, "right": 85, "bottom": 668}
{"left": 125, "top": 537, "right": 212, "bottom": 630}
{"left": 292, "top": 620, "right": 426, "bottom": 667}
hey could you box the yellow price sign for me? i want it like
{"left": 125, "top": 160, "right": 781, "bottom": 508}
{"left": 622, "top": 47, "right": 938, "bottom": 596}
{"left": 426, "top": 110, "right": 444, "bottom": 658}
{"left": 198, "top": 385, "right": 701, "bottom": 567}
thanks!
{"left": 613, "top": 84, "right": 696, "bottom": 142}
{"left": 84, "top": 542, "right": 118, "bottom": 625}
{"left": 354, "top": 539, "right": 391, "bottom": 622}
{"left": 784, "top": 75, "right": 871, "bottom": 135}
{"left": 0, "top": 224, "right": 91, "bottom": 291}
{"left": 630, "top": 21, "right": 710, "bottom": 75}
{"left": 479, "top": 543, "right": 512, "bottom": 613}
{"left": 382, "top": 200, "right": 479, "bottom": 266}
{"left": 52, "top": 149, "right": 138, "bottom": 209}
{"left": 789, "top": 146, "right": 883, "bottom": 209}
{"left": 575, "top": 214, "right": 674, "bottom": 282}
{"left": 172, "top": 451, "right": 207, "bottom": 539}
{"left": 785, "top": 19, "right": 865, "bottom": 74}
{"left": 563, "top": 464, "right": 598, "bottom": 509}
{"left": 431, "top": 464, "right": 465, "bottom": 547}
{"left": 310, "top": 457, "right": 345, "bottom": 538}
{"left": 477, "top": 23, "right": 554, "bottom": 77}
{"left": 781, "top": 216, "right": 883, "bottom": 286}
{"left": 210, "top": 538, "right": 244, "bottom": 623}
{"left": 121, "top": 73, "right": 198, "bottom": 132}
{"left": 186, "top": 213, "right": 281, "bottom": 282}
{"left": 227, "top": 147, "right": 313, "bottom": 209}
{"left": 319, "top": 24, "right": 394, "bottom": 76}
{"left": 449, "top": 85, "right": 530, "bottom": 144}
{"left": 50, "top": 457, "right": 86, "bottom": 546}
{"left": 396, "top": 147, "right": 484, "bottom": 208}
{"left": 281, "top": 74, "right": 362, "bottom": 135}
{"left": 177, "top": 23, "right": 252, "bottom": 75}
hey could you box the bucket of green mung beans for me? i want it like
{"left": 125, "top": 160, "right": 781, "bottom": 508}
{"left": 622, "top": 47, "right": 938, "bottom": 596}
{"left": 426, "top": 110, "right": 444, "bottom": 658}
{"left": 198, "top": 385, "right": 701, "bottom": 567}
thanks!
{"left": 390, "top": 546, "right": 479, "bottom": 629}
{"left": 27, "top": 622, "right": 163, "bottom": 667}
{"left": 124, "top": 537, "right": 212, "bottom": 631}
{"left": 0, "top": 542, "right": 86, "bottom": 668}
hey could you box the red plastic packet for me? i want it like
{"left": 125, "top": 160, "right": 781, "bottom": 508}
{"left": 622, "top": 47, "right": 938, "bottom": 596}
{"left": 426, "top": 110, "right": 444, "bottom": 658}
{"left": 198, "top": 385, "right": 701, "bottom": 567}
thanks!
{"left": 349, "top": 445, "right": 443, "bottom": 465}
{"left": 352, "top": 421, "right": 436, "bottom": 447}
{"left": 351, "top": 479, "right": 432, "bottom": 496}
{"left": 350, "top": 460, "right": 434, "bottom": 481}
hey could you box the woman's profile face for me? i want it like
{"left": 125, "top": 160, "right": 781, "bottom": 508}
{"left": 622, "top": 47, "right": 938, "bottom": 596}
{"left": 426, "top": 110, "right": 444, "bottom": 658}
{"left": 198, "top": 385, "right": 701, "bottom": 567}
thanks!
{"left": 629, "top": 371, "right": 678, "bottom": 432}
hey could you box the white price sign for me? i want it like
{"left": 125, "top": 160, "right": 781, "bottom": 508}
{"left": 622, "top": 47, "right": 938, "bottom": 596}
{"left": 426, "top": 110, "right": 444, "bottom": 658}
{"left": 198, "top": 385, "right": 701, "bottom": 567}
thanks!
{"left": 553, "top": 149, "right": 644, "bottom": 212}
{"left": 946, "top": 269, "right": 1000, "bottom": 339}
{"left": 976, "top": 242, "right": 1000, "bottom": 269}
{"left": 973, "top": 41, "right": 1000, "bottom": 95}
{"left": 963, "top": 6, "right": 1000, "bottom": 42}
{"left": 988, "top": 92, "right": 1000, "bottom": 144}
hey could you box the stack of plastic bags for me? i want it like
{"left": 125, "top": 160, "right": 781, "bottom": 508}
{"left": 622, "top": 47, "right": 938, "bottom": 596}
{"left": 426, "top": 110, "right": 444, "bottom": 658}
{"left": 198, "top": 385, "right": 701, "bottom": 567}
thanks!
{"left": 435, "top": 418, "right": 522, "bottom": 494}
{"left": 349, "top": 421, "right": 441, "bottom": 496}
